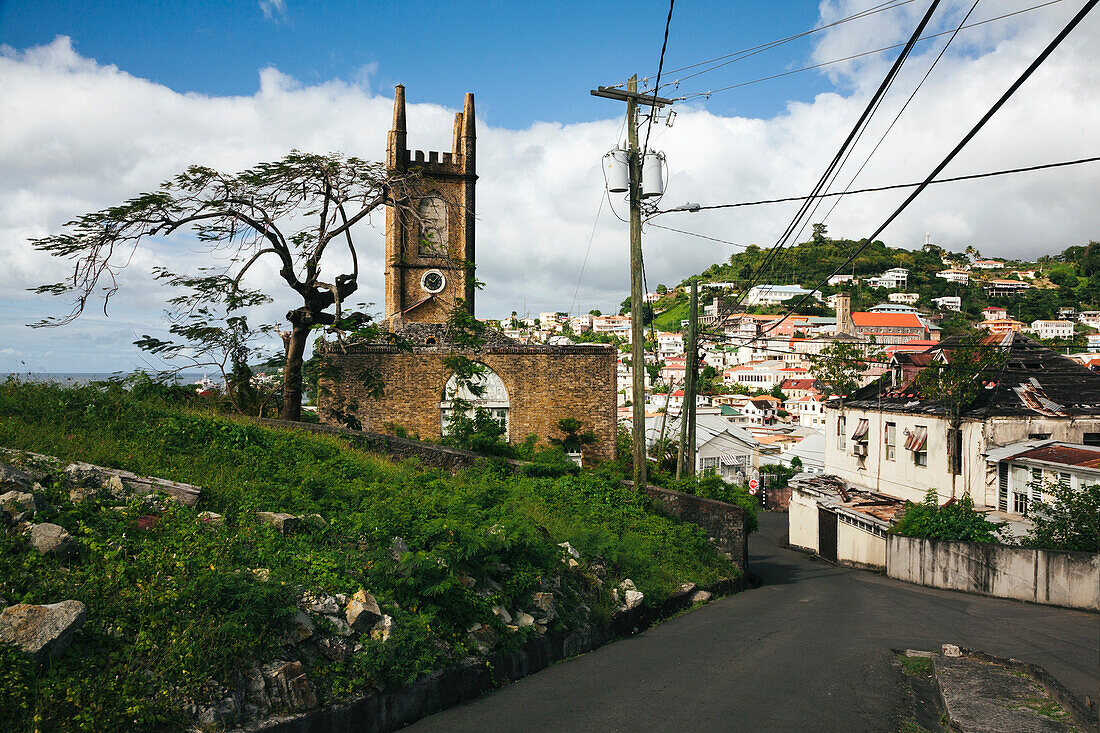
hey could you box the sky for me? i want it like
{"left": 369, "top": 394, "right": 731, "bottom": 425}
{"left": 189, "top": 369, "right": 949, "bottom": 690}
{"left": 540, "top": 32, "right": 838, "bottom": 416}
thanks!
{"left": 1, "top": 0, "right": 1098, "bottom": 372}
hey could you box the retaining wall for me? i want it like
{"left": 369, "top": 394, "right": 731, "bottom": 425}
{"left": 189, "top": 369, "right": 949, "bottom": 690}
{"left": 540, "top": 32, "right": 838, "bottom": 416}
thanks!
{"left": 257, "top": 578, "right": 745, "bottom": 733}
{"left": 886, "top": 534, "right": 1100, "bottom": 611}
{"left": 639, "top": 485, "right": 749, "bottom": 571}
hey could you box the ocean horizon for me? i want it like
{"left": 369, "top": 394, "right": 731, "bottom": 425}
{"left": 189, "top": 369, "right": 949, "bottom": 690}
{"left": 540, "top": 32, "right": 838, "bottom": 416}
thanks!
{"left": 2, "top": 372, "right": 219, "bottom": 386}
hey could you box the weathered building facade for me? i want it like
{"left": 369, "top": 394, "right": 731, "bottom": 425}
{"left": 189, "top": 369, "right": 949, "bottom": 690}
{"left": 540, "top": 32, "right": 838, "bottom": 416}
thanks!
{"left": 317, "top": 87, "right": 618, "bottom": 462}
{"left": 823, "top": 333, "right": 1100, "bottom": 514}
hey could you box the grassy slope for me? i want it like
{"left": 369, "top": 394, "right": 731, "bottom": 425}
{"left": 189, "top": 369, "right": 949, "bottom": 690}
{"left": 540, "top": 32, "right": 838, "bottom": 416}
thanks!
{"left": 0, "top": 379, "right": 736, "bottom": 731}
{"left": 652, "top": 298, "right": 689, "bottom": 333}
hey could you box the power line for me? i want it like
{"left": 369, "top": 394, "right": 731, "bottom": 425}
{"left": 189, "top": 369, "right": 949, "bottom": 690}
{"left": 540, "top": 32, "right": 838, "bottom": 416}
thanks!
{"left": 642, "top": 0, "right": 676, "bottom": 165}
{"left": 647, "top": 223, "right": 751, "bottom": 248}
{"left": 570, "top": 193, "right": 605, "bottom": 317}
{"left": 810, "top": 0, "right": 983, "bottom": 230}
{"left": 744, "top": 0, "right": 1098, "bottom": 349}
{"left": 654, "top": 156, "right": 1100, "bottom": 214}
{"left": 716, "top": 0, "right": 943, "bottom": 327}
{"left": 678, "top": 0, "right": 1066, "bottom": 100}
{"left": 621, "top": 0, "right": 916, "bottom": 91}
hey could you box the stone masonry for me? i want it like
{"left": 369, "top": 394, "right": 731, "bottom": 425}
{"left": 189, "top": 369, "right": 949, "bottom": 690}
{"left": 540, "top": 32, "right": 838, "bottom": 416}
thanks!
{"left": 318, "top": 343, "right": 618, "bottom": 464}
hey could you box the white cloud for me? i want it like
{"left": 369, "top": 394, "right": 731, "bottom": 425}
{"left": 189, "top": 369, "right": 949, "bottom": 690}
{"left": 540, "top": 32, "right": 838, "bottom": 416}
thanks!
{"left": 1, "top": 1, "right": 1098, "bottom": 371}
{"left": 258, "top": 0, "right": 287, "bottom": 23}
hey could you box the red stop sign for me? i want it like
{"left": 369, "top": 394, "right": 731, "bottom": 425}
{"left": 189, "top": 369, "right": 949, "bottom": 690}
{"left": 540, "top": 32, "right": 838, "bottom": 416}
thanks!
{"left": 749, "top": 478, "right": 759, "bottom": 490}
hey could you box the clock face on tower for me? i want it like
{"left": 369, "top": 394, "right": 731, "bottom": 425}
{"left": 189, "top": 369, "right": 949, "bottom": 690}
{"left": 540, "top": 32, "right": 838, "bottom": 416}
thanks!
{"left": 421, "top": 270, "right": 446, "bottom": 294}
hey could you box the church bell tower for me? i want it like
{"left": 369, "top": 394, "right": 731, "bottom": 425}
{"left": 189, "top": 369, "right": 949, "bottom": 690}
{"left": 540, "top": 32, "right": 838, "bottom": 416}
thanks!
{"left": 384, "top": 85, "right": 477, "bottom": 328}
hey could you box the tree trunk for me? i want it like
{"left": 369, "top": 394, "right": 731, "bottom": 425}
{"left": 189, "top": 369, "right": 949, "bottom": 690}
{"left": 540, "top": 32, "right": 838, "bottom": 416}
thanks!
{"left": 281, "top": 319, "right": 311, "bottom": 421}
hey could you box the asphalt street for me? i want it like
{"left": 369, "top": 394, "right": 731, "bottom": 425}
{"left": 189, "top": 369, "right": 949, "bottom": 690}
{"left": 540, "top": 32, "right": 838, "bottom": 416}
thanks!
{"left": 409, "top": 511, "right": 1099, "bottom": 732}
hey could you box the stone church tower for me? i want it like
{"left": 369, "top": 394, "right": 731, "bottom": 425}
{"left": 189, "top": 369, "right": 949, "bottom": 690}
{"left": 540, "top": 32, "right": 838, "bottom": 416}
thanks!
{"left": 317, "top": 86, "right": 618, "bottom": 464}
{"left": 384, "top": 85, "right": 477, "bottom": 327}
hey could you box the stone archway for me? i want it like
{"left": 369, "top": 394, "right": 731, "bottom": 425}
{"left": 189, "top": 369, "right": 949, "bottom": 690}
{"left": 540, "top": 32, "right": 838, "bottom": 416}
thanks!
{"left": 439, "top": 364, "right": 510, "bottom": 439}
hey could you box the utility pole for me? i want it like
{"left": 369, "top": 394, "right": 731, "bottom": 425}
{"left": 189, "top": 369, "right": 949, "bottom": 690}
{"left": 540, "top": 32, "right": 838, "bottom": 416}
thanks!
{"left": 685, "top": 280, "right": 699, "bottom": 477}
{"left": 591, "top": 77, "right": 674, "bottom": 490}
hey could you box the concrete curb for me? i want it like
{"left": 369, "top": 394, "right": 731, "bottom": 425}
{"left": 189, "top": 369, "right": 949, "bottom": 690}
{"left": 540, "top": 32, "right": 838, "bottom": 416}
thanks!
{"left": 251, "top": 577, "right": 747, "bottom": 733}
{"left": 936, "top": 648, "right": 1097, "bottom": 733}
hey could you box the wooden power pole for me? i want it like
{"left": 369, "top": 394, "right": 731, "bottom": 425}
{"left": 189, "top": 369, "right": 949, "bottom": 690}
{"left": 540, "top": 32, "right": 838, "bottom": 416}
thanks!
{"left": 591, "top": 76, "right": 674, "bottom": 490}
{"left": 678, "top": 281, "right": 698, "bottom": 478}
{"left": 686, "top": 280, "right": 699, "bottom": 477}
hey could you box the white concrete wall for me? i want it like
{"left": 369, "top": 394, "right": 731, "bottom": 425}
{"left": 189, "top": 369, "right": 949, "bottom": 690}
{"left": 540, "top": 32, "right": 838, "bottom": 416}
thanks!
{"left": 824, "top": 405, "right": 1100, "bottom": 511}
{"left": 788, "top": 489, "right": 818, "bottom": 553}
{"left": 886, "top": 535, "right": 1100, "bottom": 611}
{"left": 838, "top": 522, "right": 886, "bottom": 570}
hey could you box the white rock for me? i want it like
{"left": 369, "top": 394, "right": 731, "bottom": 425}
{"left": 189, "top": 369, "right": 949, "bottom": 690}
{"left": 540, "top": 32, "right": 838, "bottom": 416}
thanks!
{"left": 689, "top": 590, "right": 712, "bottom": 604}
{"left": 941, "top": 644, "right": 962, "bottom": 658}
{"left": 515, "top": 612, "right": 535, "bottom": 627}
{"left": 492, "top": 604, "right": 513, "bottom": 624}
{"left": 558, "top": 541, "right": 581, "bottom": 560}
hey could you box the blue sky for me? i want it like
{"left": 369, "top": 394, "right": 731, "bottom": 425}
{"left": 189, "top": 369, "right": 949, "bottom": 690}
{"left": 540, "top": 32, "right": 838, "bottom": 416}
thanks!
{"left": 1, "top": 0, "right": 838, "bottom": 127}
{"left": 1, "top": 1, "right": 1098, "bottom": 372}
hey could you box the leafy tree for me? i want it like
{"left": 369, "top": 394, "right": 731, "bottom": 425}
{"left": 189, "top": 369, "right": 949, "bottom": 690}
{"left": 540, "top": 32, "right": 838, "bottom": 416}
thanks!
{"left": 589, "top": 309, "right": 602, "bottom": 316}
{"left": 891, "top": 490, "right": 1006, "bottom": 542}
{"left": 1022, "top": 481, "right": 1100, "bottom": 552}
{"left": 655, "top": 284, "right": 668, "bottom": 294}
{"left": 29, "top": 151, "right": 419, "bottom": 421}
{"left": 914, "top": 334, "right": 1005, "bottom": 494}
{"left": 808, "top": 340, "right": 872, "bottom": 409}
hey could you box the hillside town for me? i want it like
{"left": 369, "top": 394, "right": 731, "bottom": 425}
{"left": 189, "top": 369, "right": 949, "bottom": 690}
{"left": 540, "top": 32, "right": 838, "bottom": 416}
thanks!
{"left": 482, "top": 243, "right": 1100, "bottom": 565}
{"left": 3, "top": 1, "right": 1099, "bottom": 731}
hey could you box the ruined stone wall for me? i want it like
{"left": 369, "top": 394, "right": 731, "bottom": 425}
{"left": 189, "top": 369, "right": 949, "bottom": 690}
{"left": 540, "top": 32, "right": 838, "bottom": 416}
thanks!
{"left": 317, "top": 344, "right": 618, "bottom": 463}
{"left": 640, "top": 486, "right": 749, "bottom": 570}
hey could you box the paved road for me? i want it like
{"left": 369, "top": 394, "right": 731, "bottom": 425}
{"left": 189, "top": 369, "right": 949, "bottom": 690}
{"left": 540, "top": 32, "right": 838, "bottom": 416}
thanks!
{"left": 410, "top": 512, "right": 1099, "bottom": 732}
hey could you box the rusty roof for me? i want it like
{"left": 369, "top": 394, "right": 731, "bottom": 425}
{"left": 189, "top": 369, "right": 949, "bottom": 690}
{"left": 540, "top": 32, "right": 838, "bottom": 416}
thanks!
{"left": 1006, "top": 443, "right": 1100, "bottom": 469}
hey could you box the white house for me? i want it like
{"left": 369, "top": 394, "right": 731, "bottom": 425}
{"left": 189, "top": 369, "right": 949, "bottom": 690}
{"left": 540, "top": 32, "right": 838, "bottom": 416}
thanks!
{"left": 787, "top": 474, "right": 904, "bottom": 570}
{"left": 972, "top": 259, "right": 1004, "bottom": 269}
{"left": 656, "top": 331, "right": 685, "bottom": 358}
{"left": 1078, "top": 311, "right": 1100, "bottom": 329}
{"left": 823, "top": 333, "right": 1100, "bottom": 514}
{"left": 791, "top": 392, "right": 827, "bottom": 429}
{"left": 982, "top": 306, "right": 1008, "bottom": 320}
{"left": 828, "top": 274, "right": 855, "bottom": 286}
{"left": 887, "top": 292, "right": 920, "bottom": 305}
{"left": 866, "top": 268, "right": 909, "bottom": 289}
{"left": 933, "top": 296, "right": 962, "bottom": 312}
{"left": 936, "top": 268, "right": 970, "bottom": 284}
{"left": 984, "top": 441, "right": 1100, "bottom": 520}
{"left": 569, "top": 314, "right": 593, "bottom": 333}
{"left": 645, "top": 413, "right": 760, "bottom": 482}
{"left": 1029, "top": 320, "right": 1074, "bottom": 341}
{"left": 984, "top": 279, "right": 1032, "bottom": 297}
{"left": 744, "top": 284, "right": 813, "bottom": 306}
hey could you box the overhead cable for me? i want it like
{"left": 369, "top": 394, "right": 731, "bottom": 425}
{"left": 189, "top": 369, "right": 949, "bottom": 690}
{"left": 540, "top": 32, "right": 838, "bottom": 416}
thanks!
{"left": 744, "top": 0, "right": 1099, "bottom": 348}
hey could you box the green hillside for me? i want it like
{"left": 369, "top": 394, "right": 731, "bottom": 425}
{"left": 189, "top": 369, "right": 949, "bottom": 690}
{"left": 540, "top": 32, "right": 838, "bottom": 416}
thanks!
{"left": 643, "top": 227, "right": 1100, "bottom": 335}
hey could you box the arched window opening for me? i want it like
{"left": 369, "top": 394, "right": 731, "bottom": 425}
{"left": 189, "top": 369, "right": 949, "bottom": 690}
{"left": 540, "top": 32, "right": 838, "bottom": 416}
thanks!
{"left": 439, "top": 364, "right": 509, "bottom": 439}
{"left": 417, "top": 195, "right": 447, "bottom": 255}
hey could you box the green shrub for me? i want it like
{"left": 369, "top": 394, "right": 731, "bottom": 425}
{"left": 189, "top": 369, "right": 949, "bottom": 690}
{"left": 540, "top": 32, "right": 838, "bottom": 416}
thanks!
{"left": 890, "top": 490, "right": 1006, "bottom": 543}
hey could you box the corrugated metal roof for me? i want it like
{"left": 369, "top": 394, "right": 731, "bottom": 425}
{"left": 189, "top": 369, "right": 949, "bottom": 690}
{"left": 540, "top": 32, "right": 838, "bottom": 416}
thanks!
{"left": 1007, "top": 443, "right": 1100, "bottom": 468}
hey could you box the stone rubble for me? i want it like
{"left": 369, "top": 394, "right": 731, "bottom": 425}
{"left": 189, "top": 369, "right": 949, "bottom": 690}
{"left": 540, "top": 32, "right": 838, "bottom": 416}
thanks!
{"left": 28, "top": 522, "right": 78, "bottom": 557}
{"left": 346, "top": 589, "right": 382, "bottom": 632}
{"left": 619, "top": 579, "right": 644, "bottom": 611}
{"left": 0, "top": 600, "right": 86, "bottom": 658}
